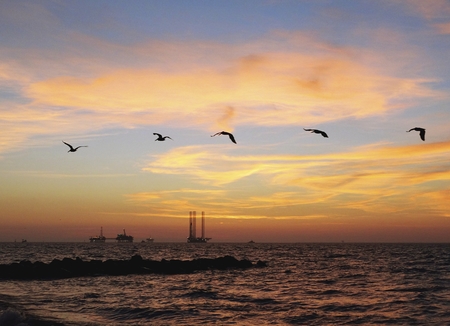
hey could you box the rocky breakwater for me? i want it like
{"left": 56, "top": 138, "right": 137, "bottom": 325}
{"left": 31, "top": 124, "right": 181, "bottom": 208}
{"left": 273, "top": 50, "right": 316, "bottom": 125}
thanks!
{"left": 0, "top": 255, "right": 267, "bottom": 280}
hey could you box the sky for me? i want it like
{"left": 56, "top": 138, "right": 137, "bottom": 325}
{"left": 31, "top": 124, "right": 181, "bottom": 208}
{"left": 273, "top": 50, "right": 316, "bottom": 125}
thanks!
{"left": 1, "top": 0, "right": 450, "bottom": 242}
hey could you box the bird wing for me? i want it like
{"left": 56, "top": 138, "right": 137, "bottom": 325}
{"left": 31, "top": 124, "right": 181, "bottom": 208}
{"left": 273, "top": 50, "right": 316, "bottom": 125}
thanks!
{"left": 211, "top": 132, "right": 221, "bottom": 137}
{"left": 165, "top": 136, "right": 173, "bottom": 140}
{"left": 228, "top": 133, "right": 237, "bottom": 144}
{"left": 62, "top": 141, "right": 74, "bottom": 150}
{"left": 407, "top": 128, "right": 415, "bottom": 132}
{"left": 320, "top": 131, "right": 328, "bottom": 138}
{"left": 303, "top": 128, "right": 312, "bottom": 131}
{"left": 74, "top": 146, "right": 88, "bottom": 150}
{"left": 419, "top": 129, "right": 425, "bottom": 141}
{"left": 153, "top": 133, "right": 162, "bottom": 137}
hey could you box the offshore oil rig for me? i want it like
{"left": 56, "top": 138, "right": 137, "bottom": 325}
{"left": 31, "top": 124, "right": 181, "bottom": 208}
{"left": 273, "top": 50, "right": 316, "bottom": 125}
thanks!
{"left": 187, "top": 211, "right": 211, "bottom": 243}
{"left": 89, "top": 227, "right": 134, "bottom": 243}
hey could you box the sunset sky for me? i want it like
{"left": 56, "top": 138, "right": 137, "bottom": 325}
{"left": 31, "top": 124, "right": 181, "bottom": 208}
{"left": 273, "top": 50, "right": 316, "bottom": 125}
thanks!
{"left": 1, "top": 0, "right": 450, "bottom": 242}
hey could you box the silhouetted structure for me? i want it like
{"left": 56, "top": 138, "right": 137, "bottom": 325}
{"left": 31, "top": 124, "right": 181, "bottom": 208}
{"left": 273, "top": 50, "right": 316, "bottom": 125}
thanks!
{"left": 116, "top": 229, "right": 133, "bottom": 243}
{"left": 187, "top": 211, "right": 211, "bottom": 243}
{"left": 89, "top": 228, "right": 134, "bottom": 243}
{"left": 89, "top": 227, "right": 106, "bottom": 243}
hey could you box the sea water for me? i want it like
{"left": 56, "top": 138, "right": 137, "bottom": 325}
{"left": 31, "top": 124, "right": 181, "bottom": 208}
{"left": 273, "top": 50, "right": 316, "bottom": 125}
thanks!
{"left": 0, "top": 242, "right": 449, "bottom": 325}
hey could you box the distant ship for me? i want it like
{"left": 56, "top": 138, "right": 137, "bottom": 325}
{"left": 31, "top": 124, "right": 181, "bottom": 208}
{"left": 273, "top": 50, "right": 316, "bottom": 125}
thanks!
{"left": 141, "top": 237, "right": 154, "bottom": 243}
{"left": 89, "top": 227, "right": 106, "bottom": 243}
{"left": 116, "top": 229, "right": 133, "bottom": 243}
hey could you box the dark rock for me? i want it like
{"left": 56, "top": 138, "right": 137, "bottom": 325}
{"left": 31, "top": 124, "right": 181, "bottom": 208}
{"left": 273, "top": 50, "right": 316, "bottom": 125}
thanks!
{"left": 256, "top": 260, "right": 268, "bottom": 268}
{"left": 0, "top": 256, "right": 266, "bottom": 280}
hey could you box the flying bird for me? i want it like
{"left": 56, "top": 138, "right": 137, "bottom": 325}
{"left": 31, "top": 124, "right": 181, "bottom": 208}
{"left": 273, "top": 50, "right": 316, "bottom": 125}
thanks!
{"left": 211, "top": 131, "right": 237, "bottom": 144}
{"left": 303, "top": 128, "right": 328, "bottom": 138}
{"left": 153, "top": 133, "right": 173, "bottom": 141}
{"left": 62, "top": 141, "right": 88, "bottom": 152}
{"left": 407, "top": 127, "right": 425, "bottom": 141}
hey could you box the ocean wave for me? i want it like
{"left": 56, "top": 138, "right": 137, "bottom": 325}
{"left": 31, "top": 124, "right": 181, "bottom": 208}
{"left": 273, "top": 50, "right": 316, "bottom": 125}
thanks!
{"left": 0, "top": 243, "right": 449, "bottom": 325}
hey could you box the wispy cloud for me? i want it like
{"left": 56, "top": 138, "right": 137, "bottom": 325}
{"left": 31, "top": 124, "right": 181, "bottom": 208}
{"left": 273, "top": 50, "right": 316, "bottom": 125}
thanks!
{"left": 145, "top": 141, "right": 450, "bottom": 184}
{"left": 0, "top": 28, "right": 440, "bottom": 153}
{"left": 26, "top": 48, "right": 437, "bottom": 124}
{"left": 400, "top": 0, "right": 450, "bottom": 20}
{"left": 141, "top": 141, "right": 450, "bottom": 215}
{"left": 434, "top": 22, "right": 450, "bottom": 34}
{"left": 398, "top": 0, "right": 450, "bottom": 34}
{"left": 125, "top": 188, "right": 226, "bottom": 203}
{"left": 5, "top": 170, "right": 135, "bottom": 178}
{"left": 216, "top": 106, "right": 236, "bottom": 131}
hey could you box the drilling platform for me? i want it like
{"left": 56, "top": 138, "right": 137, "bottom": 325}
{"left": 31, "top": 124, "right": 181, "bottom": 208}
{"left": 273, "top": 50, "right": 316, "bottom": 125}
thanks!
{"left": 89, "top": 227, "right": 106, "bottom": 243}
{"left": 116, "top": 229, "right": 134, "bottom": 243}
{"left": 187, "top": 211, "right": 211, "bottom": 243}
{"left": 89, "top": 227, "right": 134, "bottom": 243}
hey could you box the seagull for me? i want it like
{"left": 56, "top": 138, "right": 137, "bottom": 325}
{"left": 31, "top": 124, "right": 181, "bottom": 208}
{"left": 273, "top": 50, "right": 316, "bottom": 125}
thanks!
{"left": 303, "top": 128, "right": 328, "bottom": 138}
{"left": 407, "top": 127, "right": 425, "bottom": 141}
{"left": 62, "top": 141, "right": 88, "bottom": 152}
{"left": 153, "top": 133, "right": 173, "bottom": 141}
{"left": 211, "top": 131, "right": 237, "bottom": 144}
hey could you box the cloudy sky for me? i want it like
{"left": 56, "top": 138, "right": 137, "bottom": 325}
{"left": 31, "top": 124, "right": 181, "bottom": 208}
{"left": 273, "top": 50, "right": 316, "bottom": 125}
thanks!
{"left": 1, "top": 0, "right": 450, "bottom": 242}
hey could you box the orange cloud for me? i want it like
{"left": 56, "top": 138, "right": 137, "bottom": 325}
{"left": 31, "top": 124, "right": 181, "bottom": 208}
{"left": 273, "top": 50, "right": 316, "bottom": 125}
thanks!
{"left": 0, "top": 29, "right": 442, "bottom": 154}
{"left": 398, "top": 0, "right": 450, "bottom": 34}
{"left": 27, "top": 53, "right": 437, "bottom": 128}
{"left": 125, "top": 189, "right": 226, "bottom": 204}
{"left": 217, "top": 106, "right": 236, "bottom": 131}
{"left": 142, "top": 141, "right": 450, "bottom": 215}
{"left": 434, "top": 22, "right": 450, "bottom": 34}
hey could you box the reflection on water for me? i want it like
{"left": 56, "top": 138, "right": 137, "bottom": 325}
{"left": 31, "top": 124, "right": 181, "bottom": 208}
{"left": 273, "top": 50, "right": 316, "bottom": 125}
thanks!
{"left": 0, "top": 243, "right": 449, "bottom": 325}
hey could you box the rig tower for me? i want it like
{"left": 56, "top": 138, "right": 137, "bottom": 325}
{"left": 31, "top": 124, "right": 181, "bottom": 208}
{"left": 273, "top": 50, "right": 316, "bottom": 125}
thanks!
{"left": 187, "top": 211, "right": 211, "bottom": 243}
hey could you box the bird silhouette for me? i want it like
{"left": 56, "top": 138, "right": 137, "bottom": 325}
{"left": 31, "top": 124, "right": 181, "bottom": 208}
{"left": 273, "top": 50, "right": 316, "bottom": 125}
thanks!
{"left": 153, "top": 133, "right": 173, "bottom": 141}
{"left": 62, "top": 141, "right": 88, "bottom": 152}
{"left": 407, "top": 127, "right": 425, "bottom": 141}
{"left": 303, "top": 128, "right": 328, "bottom": 138}
{"left": 211, "top": 131, "right": 237, "bottom": 144}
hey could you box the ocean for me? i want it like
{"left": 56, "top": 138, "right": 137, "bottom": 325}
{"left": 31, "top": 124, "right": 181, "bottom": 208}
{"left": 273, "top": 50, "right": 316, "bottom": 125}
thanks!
{"left": 0, "top": 242, "right": 449, "bottom": 325}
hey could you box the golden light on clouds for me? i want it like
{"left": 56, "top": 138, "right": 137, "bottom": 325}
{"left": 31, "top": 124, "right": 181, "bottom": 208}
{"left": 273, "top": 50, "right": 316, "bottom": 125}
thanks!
{"left": 25, "top": 38, "right": 437, "bottom": 130}
{"left": 1, "top": 1, "right": 450, "bottom": 242}
{"left": 31, "top": 59, "right": 430, "bottom": 115}
{"left": 139, "top": 141, "right": 450, "bottom": 217}
{"left": 0, "top": 30, "right": 440, "bottom": 156}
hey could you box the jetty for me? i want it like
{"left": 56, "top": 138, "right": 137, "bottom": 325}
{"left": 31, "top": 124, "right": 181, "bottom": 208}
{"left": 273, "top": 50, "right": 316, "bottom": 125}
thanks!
{"left": 0, "top": 255, "right": 267, "bottom": 280}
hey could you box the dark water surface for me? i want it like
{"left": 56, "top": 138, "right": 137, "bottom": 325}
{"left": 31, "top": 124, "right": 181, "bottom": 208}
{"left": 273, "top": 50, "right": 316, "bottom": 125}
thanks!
{"left": 0, "top": 243, "right": 449, "bottom": 325}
